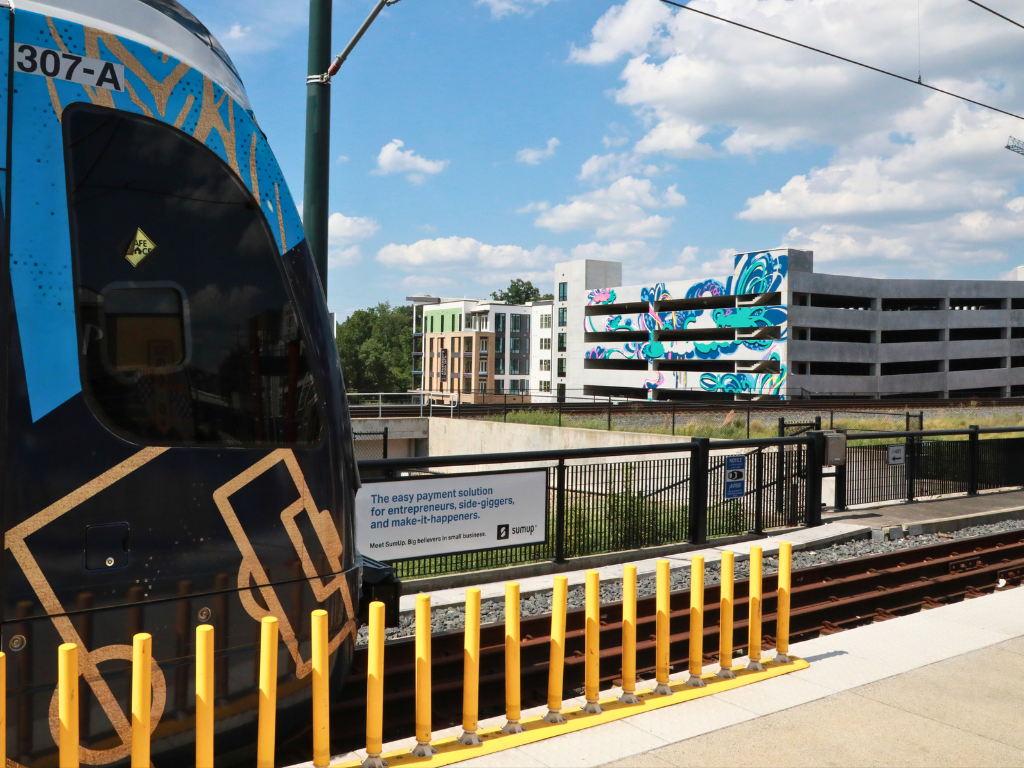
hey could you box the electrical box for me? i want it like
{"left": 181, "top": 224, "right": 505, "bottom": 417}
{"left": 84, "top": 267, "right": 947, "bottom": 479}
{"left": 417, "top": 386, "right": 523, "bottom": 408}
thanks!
{"left": 823, "top": 431, "right": 847, "bottom": 466}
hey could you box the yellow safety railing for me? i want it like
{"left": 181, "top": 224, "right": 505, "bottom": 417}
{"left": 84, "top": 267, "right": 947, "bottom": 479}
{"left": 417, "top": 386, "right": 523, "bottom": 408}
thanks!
{"left": 31, "top": 541, "right": 798, "bottom": 768}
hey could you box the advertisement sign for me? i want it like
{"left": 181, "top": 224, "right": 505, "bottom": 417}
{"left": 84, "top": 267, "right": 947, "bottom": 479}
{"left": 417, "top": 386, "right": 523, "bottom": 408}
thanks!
{"left": 356, "top": 470, "right": 547, "bottom": 560}
{"left": 887, "top": 444, "right": 905, "bottom": 465}
{"left": 439, "top": 348, "right": 448, "bottom": 381}
{"left": 725, "top": 455, "right": 746, "bottom": 499}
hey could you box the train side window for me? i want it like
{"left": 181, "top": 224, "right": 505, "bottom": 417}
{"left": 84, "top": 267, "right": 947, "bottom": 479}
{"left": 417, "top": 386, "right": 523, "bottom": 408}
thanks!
{"left": 63, "top": 104, "right": 322, "bottom": 446}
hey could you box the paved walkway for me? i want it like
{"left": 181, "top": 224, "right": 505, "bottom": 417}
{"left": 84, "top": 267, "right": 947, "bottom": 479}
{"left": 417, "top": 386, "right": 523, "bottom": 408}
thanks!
{"left": 824, "top": 487, "right": 1024, "bottom": 530}
{"left": 448, "top": 586, "right": 1024, "bottom": 768}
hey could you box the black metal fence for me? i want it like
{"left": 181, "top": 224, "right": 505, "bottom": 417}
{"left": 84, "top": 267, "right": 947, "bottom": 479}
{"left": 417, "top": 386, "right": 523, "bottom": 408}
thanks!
{"left": 360, "top": 436, "right": 823, "bottom": 580}
{"left": 351, "top": 427, "right": 389, "bottom": 461}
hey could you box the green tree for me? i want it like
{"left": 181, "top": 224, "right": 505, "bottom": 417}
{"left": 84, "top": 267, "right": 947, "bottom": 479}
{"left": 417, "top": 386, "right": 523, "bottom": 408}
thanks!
{"left": 335, "top": 302, "right": 413, "bottom": 392}
{"left": 490, "top": 278, "right": 553, "bottom": 305}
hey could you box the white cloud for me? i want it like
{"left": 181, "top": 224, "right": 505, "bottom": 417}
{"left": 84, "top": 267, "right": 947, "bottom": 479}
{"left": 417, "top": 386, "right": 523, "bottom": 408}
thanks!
{"left": 372, "top": 139, "right": 449, "bottom": 183}
{"left": 378, "top": 236, "right": 563, "bottom": 270}
{"left": 516, "top": 137, "right": 560, "bottom": 165}
{"left": 578, "top": 152, "right": 661, "bottom": 183}
{"left": 571, "top": 240, "right": 655, "bottom": 263}
{"left": 570, "top": 0, "right": 1024, "bottom": 276}
{"left": 337, "top": 155, "right": 349, "bottom": 163}
{"left": 477, "top": 0, "right": 560, "bottom": 19}
{"left": 532, "top": 176, "right": 685, "bottom": 239}
{"left": 603, "top": 135, "right": 630, "bottom": 148}
{"left": 327, "top": 212, "right": 380, "bottom": 268}
{"left": 225, "top": 23, "right": 251, "bottom": 40}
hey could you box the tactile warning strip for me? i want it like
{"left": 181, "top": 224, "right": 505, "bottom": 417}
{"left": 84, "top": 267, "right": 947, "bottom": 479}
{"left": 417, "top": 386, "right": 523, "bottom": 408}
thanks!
{"left": 333, "top": 657, "right": 809, "bottom": 767}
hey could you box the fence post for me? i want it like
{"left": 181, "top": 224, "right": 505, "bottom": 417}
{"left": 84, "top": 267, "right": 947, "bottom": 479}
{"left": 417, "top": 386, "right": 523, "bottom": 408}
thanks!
{"left": 688, "top": 439, "right": 709, "bottom": 545}
{"left": 905, "top": 412, "right": 910, "bottom": 432}
{"left": 777, "top": 417, "right": 784, "bottom": 437}
{"left": 607, "top": 396, "right": 612, "bottom": 431}
{"left": 504, "top": 393, "right": 507, "bottom": 423}
{"left": 919, "top": 411, "right": 924, "bottom": 431}
{"left": 555, "top": 460, "right": 566, "bottom": 563}
{"left": 382, "top": 427, "right": 389, "bottom": 460}
{"left": 906, "top": 435, "right": 916, "bottom": 502}
{"left": 754, "top": 449, "right": 764, "bottom": 535}
{"left": 805, "top": 433, "right": 824, "bottom": 527}
{"left": 835, "top": 461, "right": 847, "bottom": 511}
{"left": 968, "top": 424, "right": 980, "bottom": 495}
{"left": 775, "top": 443, "right": 785, "bottom": 523}
{"left": 814, "top": 415, "right": 821, "bottom": 431}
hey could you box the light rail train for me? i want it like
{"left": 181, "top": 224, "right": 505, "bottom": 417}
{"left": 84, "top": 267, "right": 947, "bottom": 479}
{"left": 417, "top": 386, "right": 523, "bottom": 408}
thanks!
{"left": 0, "top": 1, "right": 361, "bottom": 764}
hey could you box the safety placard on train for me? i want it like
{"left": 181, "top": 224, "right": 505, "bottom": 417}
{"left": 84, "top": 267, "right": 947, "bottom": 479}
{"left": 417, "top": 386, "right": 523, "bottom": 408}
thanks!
{"left": 356, "top": 470, "right": 547, "bottom": 560}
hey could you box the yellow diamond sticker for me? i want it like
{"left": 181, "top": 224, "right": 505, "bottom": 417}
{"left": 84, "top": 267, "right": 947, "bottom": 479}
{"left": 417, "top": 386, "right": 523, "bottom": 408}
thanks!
{"left": 126, "top": 228, "right": 157, "bottom": 268}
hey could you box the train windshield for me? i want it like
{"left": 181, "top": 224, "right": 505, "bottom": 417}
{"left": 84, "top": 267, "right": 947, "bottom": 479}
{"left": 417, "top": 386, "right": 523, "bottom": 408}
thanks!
{"left": 135, "top": 0, "right": 243, "bottom": 83}
{"left": 63, "top": 104, "right": 321, "bottom": 446}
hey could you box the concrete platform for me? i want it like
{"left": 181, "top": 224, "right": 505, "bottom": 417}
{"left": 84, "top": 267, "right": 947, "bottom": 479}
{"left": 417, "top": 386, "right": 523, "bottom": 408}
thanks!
{"left": 824, "top": 486, "right": 1024, "bottom": 531}
{"left": 448, "top": 587, "right": 1024, "bottom": 768}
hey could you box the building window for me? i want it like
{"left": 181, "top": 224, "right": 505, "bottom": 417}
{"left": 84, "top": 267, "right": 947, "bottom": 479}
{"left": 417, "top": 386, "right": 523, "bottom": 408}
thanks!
{"left": 495, "top": 380, "right": 504, "bottom": 395}
{"left": 521, "top": 379, "right": 529, "bottom": 394}
{"left": 558, "top": 282, "right": 567, "bottom": 302}
{"left": 540, "top": 314, "right": 551, "bottom": 329}
{"left": 429, "top": 338, "right": 434, "bottom": 354}
{"left": 441, "top": 315, "right": 445, "bottom": 333}
{"left": 540, "top": 337, "right": 551, "bottom": 350}
{"left": 480, "top": 338, "right": 489, "bottom": 354}
{"left": 557, "top": 383, "right": 566, "bottom": 400}
{"left": 510, "top": 379, "right": 520, "bottom": 394}
{"left": 557, "top": 358, "right": 567, "bottom": 377}
{"left": 496, "top": 313, "right": 506, "bottom": 332}
{"left": 479, "top": 359, "right": 488, "bottom": 374}
{"left": 511, "top": 314, "right": 521, "bottom": 332}
{"left": 482, "top": 315, "right": 488, "bottom": 331}
{"left": 430, "top": 315, "right": 434, "bottom": 332}
{"left": 558, "top": 307, "right": 567, "bottom": 327}
{"left": 524, "top": 315, "right": 530, "bottom": 332}
{"left": 496, "top": 357, "right": 505, "bottom": 375}
{"left": 522, "top": 359, "right": 530, "bottom": 375}
{"left": 511, "top": 338, "right": 520, "bottom": 354}
{"left": 496, "top": 337, "right": 505, "bottom": 354}
{"left": 464, "top": 337, "right": 473, "bottom": 354}
{"left": 511, "top": 359, "right": 520, "bottom": 375}
{"left": 558, "top": 333, "right": 567, "bottom": 352}
{"left": 478, "top": 381, "right": 487, "bottom": 395}
{"left": 540, "top": 380, "right": 551, "bottom": 393}
{"left": 453, "top": 337, "right": 460, "bottom": 353}
{"left": 539, "top": 359, "right": 551, "bottom": 371}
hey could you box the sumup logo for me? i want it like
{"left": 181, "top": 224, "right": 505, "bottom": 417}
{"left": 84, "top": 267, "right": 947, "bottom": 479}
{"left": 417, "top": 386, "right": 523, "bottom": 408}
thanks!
{"left": 496, "top": 524, "right": 509, "bottom": 540}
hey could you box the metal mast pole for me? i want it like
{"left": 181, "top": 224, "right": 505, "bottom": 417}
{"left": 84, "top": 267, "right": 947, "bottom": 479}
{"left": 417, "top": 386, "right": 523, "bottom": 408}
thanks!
{"left": 303, "top": 0, "right": 334, "bottom": 290}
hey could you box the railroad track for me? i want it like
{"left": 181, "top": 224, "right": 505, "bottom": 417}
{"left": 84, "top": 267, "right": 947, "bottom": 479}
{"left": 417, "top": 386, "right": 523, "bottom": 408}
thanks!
{"left": 320, "top": 529, "right": 1024, "bottom": 752}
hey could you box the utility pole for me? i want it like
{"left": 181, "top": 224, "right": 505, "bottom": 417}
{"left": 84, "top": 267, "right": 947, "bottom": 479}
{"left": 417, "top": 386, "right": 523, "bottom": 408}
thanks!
{"left": 303, "top": 0, "right": 333, "bottom": 289}
{"left": 303, "top": 0, "right": 402, "bottom": 293}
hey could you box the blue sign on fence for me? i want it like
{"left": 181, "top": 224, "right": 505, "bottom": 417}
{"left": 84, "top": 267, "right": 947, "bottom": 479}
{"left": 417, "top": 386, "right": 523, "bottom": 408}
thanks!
{"left": 725, "top": 455, "right": 746, "bottom": 499}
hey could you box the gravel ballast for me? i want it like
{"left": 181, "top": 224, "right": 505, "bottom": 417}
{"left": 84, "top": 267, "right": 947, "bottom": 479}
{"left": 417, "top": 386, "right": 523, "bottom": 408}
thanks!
{"left": 354, "top": 518, "right": 1024, "bottom": 645}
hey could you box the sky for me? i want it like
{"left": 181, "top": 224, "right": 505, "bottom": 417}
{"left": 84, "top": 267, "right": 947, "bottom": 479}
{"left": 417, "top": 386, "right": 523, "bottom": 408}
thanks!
{"left": 193, "top": 0, "right": 1024, "bottom": 318}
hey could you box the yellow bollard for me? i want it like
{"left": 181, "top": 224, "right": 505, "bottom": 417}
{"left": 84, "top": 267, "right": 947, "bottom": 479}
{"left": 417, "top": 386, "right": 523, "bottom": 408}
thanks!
{"left": 58, "top": 643, "right": 79, "bottom": 768}
{"left": 717, "top": 551, "right": 737, "bottom": 679}
{"left": 257, "top": 616, "right": 279, "bottom": 768}
{"left": 775, "top": 541, "right": 793, "bottom": 663}
{"left": 459, "top": 588, "right": 483, "bottom": 745}
{"left": 748, "top": 546, "right": 766, "bottom": 671}
{"left": 411, "top": 594, "right": 436, "bottom": 757}
{"left": 312, "top": 609, "right": 330, "bottom": 766}
{"left": 654, "top": 559, "right": 672, "bottom": 695}
{"left": 543, "top": 575, "right": 568, "bottom": 723}
{"left": 618, "top": 565, "right": 640, "bottom": 704}
{"left": 687, "top": 556, "right": 707, "bottom": 688}
{"left": 196, "top": 625, "right": 214, "bottom": 768}
{"left": 362, "top": 602, "right": 386, "bottom": 768}
{"left": 131, "top": 633, "right": 151, "bottom": 768}
{"left": 502, "top": 582, "right": 526, "bottom": 733}
{"left": 582, "top": 570, "right": 603, "bottom": 714}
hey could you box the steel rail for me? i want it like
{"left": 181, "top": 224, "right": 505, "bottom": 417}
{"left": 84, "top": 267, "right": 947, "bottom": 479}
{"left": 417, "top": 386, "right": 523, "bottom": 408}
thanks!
{"left": 321, "top": 529, "right": 1024, "bottom": 748}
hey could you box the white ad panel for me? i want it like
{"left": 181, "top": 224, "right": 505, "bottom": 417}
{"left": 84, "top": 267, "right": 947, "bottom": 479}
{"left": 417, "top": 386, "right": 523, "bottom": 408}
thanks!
{"left": 357, "top": 470, "right": 547, "bottom": 560}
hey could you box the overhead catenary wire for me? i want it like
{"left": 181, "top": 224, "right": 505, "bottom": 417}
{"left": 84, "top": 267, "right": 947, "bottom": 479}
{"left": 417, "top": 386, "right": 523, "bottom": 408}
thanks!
{"left": 962, "top": 0, "right": 1024, "bottom": 32}
{"left": 658, "top": 0, "right": 1024, "bottom": 122}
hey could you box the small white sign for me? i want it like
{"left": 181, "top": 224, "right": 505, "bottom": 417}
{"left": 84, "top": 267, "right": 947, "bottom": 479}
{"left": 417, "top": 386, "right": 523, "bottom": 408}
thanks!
{"left": 887, "top": 444, "right": 905, "bottom": 465}
{"left": 15, "top": 44, "right": 125, "bottom": 92}
{"left": 357, "top": 470, "right": 547, "bottom": 560}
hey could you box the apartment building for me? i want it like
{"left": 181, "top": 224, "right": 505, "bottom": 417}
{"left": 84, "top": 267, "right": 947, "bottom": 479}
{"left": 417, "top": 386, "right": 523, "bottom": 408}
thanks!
{"left": 410, "top": 250, "right": 1024, "bottom": 401}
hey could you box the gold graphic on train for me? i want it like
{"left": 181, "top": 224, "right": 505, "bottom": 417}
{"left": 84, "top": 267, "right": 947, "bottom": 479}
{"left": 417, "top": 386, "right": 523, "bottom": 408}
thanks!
{"left": 214, "top": 449, "right": 357, "bottom": 679}
{"left": 125, "top": 228, "right": 157, "bottom": 268}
